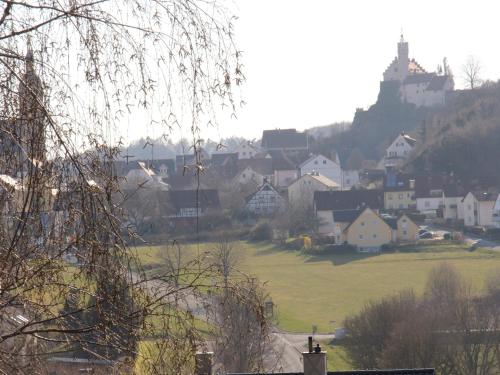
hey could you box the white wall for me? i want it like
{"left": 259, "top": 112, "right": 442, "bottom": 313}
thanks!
{"left": 416, "top": 196, "right": 443, "bottom": 214}
{"left": 300, "top": 155, "right": 342, "bottom": 185}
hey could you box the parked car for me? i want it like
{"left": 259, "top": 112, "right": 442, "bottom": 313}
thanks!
{"left": 419, "top": 231, "right": 433, "bottom": 239}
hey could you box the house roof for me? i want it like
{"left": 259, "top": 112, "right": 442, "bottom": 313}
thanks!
{"left": 403, "top": 73, "right": 435, "bottom": 85}
{"left": 261, "top": 128, "right": 308, "bottom": 150}
{"left": 299, "top": 154, "right": 338, "bottom": 168}
{"left": 309, "top": 174, "right": 340, "bottom": 188}
{"left": 210, "top": 152, "right": 238, "bottom": 167}
{"left": 245, "top": 182, "right": 282, "bottom": 203}
{"left": 314, "top": 190, "right": 384, "bottom": 211}
{"left": 470, "top": 191, "right": 498, "bottom": 202}
{"left": 333, "top": 209, "right": 362, "bottom": 223}
{"left": 237, "top": 158, "right": 273, "bottom": 176}
{"left": 400, "top": 133, "right": 417, "bottom": 147}
{"left": 426, "top": 75, "right": 450, "bottom": 91}
{"left": 168, "top": 189, "right": 220, "bottom": 210}
{"left": 414, "top": 174, "right": 449, "bottom": 198}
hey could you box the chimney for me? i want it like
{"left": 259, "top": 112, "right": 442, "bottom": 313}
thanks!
{"left": 302, "top": 337, "right": 327, "bottom": 375}
{"left": 195, "top": 352, "right": 213, "bottom": 375}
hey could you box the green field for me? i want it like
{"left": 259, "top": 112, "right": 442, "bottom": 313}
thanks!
{"left": 132, "top": 241, "right": 500, "bottom": 333}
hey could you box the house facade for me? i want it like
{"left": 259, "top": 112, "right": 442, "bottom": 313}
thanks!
{"left": 232, "top": 140, "right": 261, "bottom": 159}
{"left": 493, "top": 194, "right": 500, "bottom": 228}
{"left": 233, "top": 166, "right": 266, "bottom": 186}
{"left": 344, "top": 207, "right": 393, "bottom": 251}
{"left": 462, "top": 191, "right": 497, "bottom": 227}
{"left": 314, "top": 189, "right": 384, "bottom": 236}
{"left": 245, "top": 182, "right": 285, "bottom": 215}
{"left": 383, "top": 174, "right": 415, "bottom": 211}
{"left": 299, "top": 154, "right": 342, "bottom": 185}
{"left": 379, "top": 133, "right": 416, "bottom": 170}
{"left": 287, "top": 173, "right": 339, "bottom": 209}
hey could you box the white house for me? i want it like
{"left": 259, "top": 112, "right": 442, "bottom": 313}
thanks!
{"left": 299, "top": 154, "right": 342, "bottom": 186}
{"left": 245, "top": 181, "right": 285, "bottom": 215}
{"left": 233, "top": 140, "right": 261, "bottom": 159}
{"left": 287, "top": 173, "right": 339, "bottom": 209}
{"left": 492, "top": 194, "right": 500, "bottom": 228}
{"left": 342, "top": 170, "right": 360, "bottom": 190}
{"left": 120, "top": 162, "right": 169, "bottom": 191}
{"left": 233, "top": 166, "right": 266, "bottom": 186}
{"left": 379, "top": 133, "right": 416, "bottom": 170}
{"left": 462, "top": 191, "right": 497, "bottom": 227}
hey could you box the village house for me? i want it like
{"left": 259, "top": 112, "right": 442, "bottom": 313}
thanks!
{"left": 261, "top": 128, "right": 308, "bottom": 152}
{"left": 314, "top": 189, "right": 384, "bottom": 236}
{"left": 117, "top": 161, "right": 169, "bottom": 191}
{"left": 232, "top": 140, "right": 261, "bottom": 159}
{"left": 272, "top": 153, "right": 299, "bottom": 188}
{"left": 493, "top": 194, "right": 500, "bottom": 228}
{"left": 383, "top": 173, "right": 415, "bottom": 211}
{"left": 287, "top": 173, "right": 339, "bottom": 209}
{"left": 378, "top": 133, "right": 416, "bottom": 170}
{"left": 245, "top": 181, "right": 285, "bottom": 215}
{"left": 441, "top": 183, "right": 469, "bottom": 223}
{"left": 167, "top": 189, "right": 220, "bottom": 227}
{"left": 234, "top": 158, "right": 274, "bottom": 186}
{"left": 341, "top": 169, "right": 360, "bottom": 190}
{"left": 328, "top": 207, "right": 418, "bottom": 251}
{"left": 383, "top": 34, "right": 454, "bottom": 107}
{"left": 462, "top": 191, "right": 497, "bottom": 228}
{"left": 414, "top": 175, "right": 448, "bottom": 217}
{"left": 299, "top": 154, "right": 342, "bottom": 185}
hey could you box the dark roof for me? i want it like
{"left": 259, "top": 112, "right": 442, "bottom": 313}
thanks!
{"left": 228, "top": 369, "right": 435, "bottom": 375}
{"left": 168, "top": 189, "right": 220, "bottom": 210}
{"left": 403, "top": 73, "right": 435, "bottom": 85}
{"left": 333, "top": 209, "right": 362, "bottom": 223}
{"left": 471, "top": 191, "right": 498, "bottom": 202}
{"left": 426, "top": 75, "right": 449, "bottom": 91}
{"left": 414, "top": 174, "right": 450, "bottom": 198}
{"left": 314, "top": 190, "right": 384, "bottom": 211}
{"left": 261, "top": 128, "right": 308, "bottom": 150}
{"left": 175, "top": 154, "right": 196, "bottom": 168}
{"left": 384, "top": 217, "right": 398, "bottom": 230}
{"left": 210, "top": 153, "right": 238, "bottom": 167}
{"left": 237, "top": 158, "right": 273, "bottom": 176}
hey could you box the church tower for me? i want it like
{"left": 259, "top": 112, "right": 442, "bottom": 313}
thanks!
{"left": 397, "top": 34, "right": 409, "bottom": 80}
{"left": 18, "top": 41, "right": 46, "bottom": 168}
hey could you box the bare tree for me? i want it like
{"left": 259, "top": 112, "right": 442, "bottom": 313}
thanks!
{"left": 462, "top": 55, "right": 483, "bottom": 89}
{"left": 0, "top": 1, "right": 246, "bottom": 373}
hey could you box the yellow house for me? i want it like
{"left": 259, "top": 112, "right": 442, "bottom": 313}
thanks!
{"left": 384, "top": 213, "right": 420, "bottom": 242}
{"left": 343, "top": 207, "right": 393, "bottom": 251}
{"left": 334, "top": 208, "right": 419, "bottom": 250}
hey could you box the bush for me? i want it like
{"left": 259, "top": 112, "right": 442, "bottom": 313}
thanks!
{"left": 249, "top": 221, "right": 272, "bottom": 242}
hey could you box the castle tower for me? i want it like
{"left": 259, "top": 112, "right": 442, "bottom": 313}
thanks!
{"left": 18, "top": 41, "right": 46, "bottom": 168}
{"left": 397, "top": 34, "right": 409, "bottom": 80}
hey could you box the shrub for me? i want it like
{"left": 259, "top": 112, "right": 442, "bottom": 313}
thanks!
{"left": 249, "top": 221, "right": 272, "bottom": 242}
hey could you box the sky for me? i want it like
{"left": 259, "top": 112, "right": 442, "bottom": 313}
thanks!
{"left": 130, "top": 0, "right": 500, "bottom": 143}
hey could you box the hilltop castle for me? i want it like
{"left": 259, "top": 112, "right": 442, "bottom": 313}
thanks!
{"left": 383, "top": 35, "right": 454, "bottom": 107}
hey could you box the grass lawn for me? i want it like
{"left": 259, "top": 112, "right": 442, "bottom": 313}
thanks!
{"left": 132, "top": 241, "right": 500, "bottom": 333}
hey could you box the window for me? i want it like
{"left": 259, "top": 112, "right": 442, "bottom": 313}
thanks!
{"left": 399, "top": 193, "right": 404, "bottom": 199}
{"left": 403, "top": 230, "right": 408, "bottom": 235}
{"left": 323, "top": 160, "right": 327, "bottom": 164}
{"left": 242, "top": 173, "right": 246, "bottom": 178}
{"left": 373, "top": 234, "right": 377, "bottom": 238}
{"left": 468, "top": 204, "right": 472, "bottom": 210}
{"left": 361, "top": 221, "right": 365, "bottom": 226}
{"left": 388, "top": 194, "right": 393, "bottom": 200}
{"left": 314, "top": 160, "right": 318, "bottom": 165}
{"left": 359, "top": 234, "right": 363, "bottom": 239}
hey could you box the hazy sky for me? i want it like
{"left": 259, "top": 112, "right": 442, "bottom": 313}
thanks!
{"left": 136, "top": 0, "right": 500, "bottom": 143}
